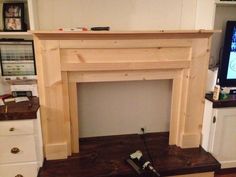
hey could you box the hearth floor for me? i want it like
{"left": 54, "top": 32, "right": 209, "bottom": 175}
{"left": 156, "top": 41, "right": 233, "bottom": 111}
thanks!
{"left": 39, "top": 132, "right": 220, "bottom": 177}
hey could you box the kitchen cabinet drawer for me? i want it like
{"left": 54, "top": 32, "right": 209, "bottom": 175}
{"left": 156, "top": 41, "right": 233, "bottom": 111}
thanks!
{"left": 0, "top": 135, "right": 37, "bottom": 164}
{"left": 0, "top": 120, "right": 34, "bottom": 136}
{"left": 0, "top": 163, "right": 38, "bottom": 177}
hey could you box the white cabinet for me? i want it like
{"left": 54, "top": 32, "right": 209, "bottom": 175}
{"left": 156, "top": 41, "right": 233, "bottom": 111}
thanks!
{"left": 0, "top": 113, "right": 43, "bottom": 177}
{"left": 202, "top": 99, "right": 236, "bottom": 168}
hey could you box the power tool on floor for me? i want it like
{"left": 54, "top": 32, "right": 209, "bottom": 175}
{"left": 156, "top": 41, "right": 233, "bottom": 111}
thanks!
{"left": 126, "top": 150, "right": 161, "bottom": 177}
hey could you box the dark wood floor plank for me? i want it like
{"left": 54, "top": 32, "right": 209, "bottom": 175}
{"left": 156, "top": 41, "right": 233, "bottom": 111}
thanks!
{"left": 215, "top": 168, "right": 236, "bottom": 177}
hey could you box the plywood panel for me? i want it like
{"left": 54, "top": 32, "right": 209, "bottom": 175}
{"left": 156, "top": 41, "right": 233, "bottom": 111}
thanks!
{"left": 34, "top": 39, "right": 69, "bottom": 158}
{"left": 60, "top": 47, "right": 191, "bottom": 71}
{"left": 177, "top": 69, "right": 190, "bottom": 146}
{"left": 186, "top": 40, "right": 210, "bottom": 131}
{"left": 33, "top": 37, "right": 48, "bottom": 148}
{"left": 169, "top": 69, "right": 190, "bottom": 145}
{"left": 61, "top": 72, "right": 71, "bottom": 156}
{"left": 61, "top": 61, "right": 190, "bottom": 72}
{"left": 60, "top": 48, "right": 191, "bottom": 63}
{"left": 45, "top": 142, "right": 68, "bottom": 160}
{"left": 68, "top": 82, "right": 79, "bottom": 153}
{"left": 59, "top": 39, "right": 193, "bottom": 49}
{"left": 180, "top": 38, "right": 211, "bottom": 148}
{"left": 69, "top": 70, "right": 179, "bottom": 83}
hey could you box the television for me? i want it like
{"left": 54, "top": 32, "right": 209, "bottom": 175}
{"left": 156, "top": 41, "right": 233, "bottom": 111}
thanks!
{"left": 219, "top": 21, "right": 236, "bottom": 87}
{"left": 0, "top": 40, "right": 36, "bottom": 80}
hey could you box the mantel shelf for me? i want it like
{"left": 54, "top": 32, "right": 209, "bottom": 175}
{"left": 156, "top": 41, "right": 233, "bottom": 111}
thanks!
{"left": 31, "top": 30, "right": 218, "bottom": 35}
{"left": 0, "top": 32, "right": 32, "bottom": 36}
{"left": 216, "top": 1, "right": 236, "bottom": 6}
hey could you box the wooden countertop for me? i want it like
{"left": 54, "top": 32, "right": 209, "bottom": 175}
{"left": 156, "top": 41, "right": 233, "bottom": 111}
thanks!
{"left": 0, "top": 97, "right": 40, "bottom": 121}
{"left": 39, "top": 132, "right": 220, "bottom": 177}
{"left": 205, "top": 93, "right": 236, "bottom": 108}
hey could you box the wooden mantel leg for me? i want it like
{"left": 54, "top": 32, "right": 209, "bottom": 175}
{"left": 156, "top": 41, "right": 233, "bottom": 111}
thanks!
{"left": 62, "top": 72, "right": 72, "bottom": 156}
{"left": 69, "top": 81, "right": 79, "bottom": 153}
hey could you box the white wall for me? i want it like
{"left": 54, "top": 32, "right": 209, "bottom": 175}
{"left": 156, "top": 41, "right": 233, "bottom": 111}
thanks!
{"left": 0, "top": 0, "right": 213, "bottom": 95}
{"left": 33, "top": 0, "right": 215, "bottom": 137}
{"left": 78, "top": 80, "right": 172, "bottom": 137}
{"left": 37, "top": 0, "right": 201, "bottom": 30}
{"left": 211, "top": 6, "right": 236, "bottom": 68}
{"left": 0, "top": 0, "right": 215, "bottom": 137}
{"left": 195, "top": 0, "right": 215, "bottom": 30}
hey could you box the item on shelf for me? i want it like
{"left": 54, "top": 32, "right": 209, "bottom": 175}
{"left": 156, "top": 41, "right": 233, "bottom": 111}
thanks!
{"left": 90, "top": 26, "right": 110, "bottom": 31}
{"left": 15, "top": 96, "right": 29, "bottom": 103}
{"left": 220, "top": 87, "right": 230, "bottom": 100}
{"left": 4, "top": 97, "right": 15, "bottom": 103}
{"left": 58, "top": 27, "right": 88, "bottom": 31}
{"left": 2, "top": 3, "right": 27, "bottom": 32}
{"left": 12, "top": 91, "right": 32, "bottom": 97}
{"left": 213, "top": 84, "right": 221, "bottom": 100}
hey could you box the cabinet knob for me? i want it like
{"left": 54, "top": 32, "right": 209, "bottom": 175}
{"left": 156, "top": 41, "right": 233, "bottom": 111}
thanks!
{"left": 9, "top": 127, "right": 15, "bottom": 131}
{"left": 15, "top": 174, "right": 23, "bottom": 177}
{"left": 213, "top": 116, "right": 216, "bottom": 124}
{"left": 11, "top": 147, "right": 20, "bottom": 154}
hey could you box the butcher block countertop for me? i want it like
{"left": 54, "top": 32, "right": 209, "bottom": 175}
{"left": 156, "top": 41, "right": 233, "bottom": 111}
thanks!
{"left": 0, "top": 97, "right": 39, "bottom": 121}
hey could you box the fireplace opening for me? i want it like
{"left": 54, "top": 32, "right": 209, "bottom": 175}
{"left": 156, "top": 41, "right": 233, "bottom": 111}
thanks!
{"left": 77, "top": 80, "right": 172, "bottom": 138}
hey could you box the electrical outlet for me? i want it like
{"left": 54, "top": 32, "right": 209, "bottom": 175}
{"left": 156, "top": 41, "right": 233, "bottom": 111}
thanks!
{"left": 139, "top": 127, "right": 146, "bottom": 134}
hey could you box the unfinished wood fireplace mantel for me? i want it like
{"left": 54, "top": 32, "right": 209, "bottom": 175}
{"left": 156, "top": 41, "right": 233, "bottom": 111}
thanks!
{"left": 32, "top": 30, "right": 214, "bottom": 160}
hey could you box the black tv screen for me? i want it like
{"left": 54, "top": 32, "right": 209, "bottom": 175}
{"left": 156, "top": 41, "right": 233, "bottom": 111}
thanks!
{"left": 219, "top": 21, "right": 236, "bottom": 87}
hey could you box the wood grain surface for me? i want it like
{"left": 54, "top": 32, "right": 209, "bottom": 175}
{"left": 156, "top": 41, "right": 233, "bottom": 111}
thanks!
{"left": 0, "top": 97, "right": 39, "bottom": 121}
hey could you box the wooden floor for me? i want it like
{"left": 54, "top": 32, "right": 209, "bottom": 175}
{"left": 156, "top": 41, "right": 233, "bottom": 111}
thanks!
{"left": 215, "top": 169, "right": 236, "bottom": 177}
{"left": 215, "top": 173, "right": 236, "bottom": 177}
{"left": 216, "top": 175, "right": 236, "bottom": 177}
{"left": 39, "top": 132, "right": 221, "bottom": 177}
